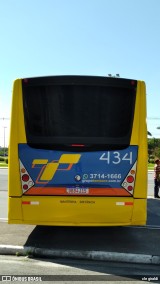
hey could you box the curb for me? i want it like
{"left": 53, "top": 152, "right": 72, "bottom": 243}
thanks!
{"left": 0, "top": 245, "right": 160, "bottom": 265}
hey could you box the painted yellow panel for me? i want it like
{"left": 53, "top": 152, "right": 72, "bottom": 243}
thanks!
{"left": 8, "top": 197, "right": 23, "bottom": 222}
{"left": 8, "top": 196, "right": 146, "bottom": 226}
{"left": 32, "top": 159, "right": 48, "bottom": 165}
{"left": 9, "top": 79, "right": 25, "bottom": 197}
{"left": 131, "top": 199, "right": 147, "bottom": 225}
{"left": 40, "top": 163, "right": 59, "bottom": 181}
{"left": 20, "top": 196, "right": 134, "bottom": 226}
{"left": 130, "top": 81, "right": 148, "bottom": 199}
{"left": 59, "top": 154, "right": 81, "bottom": 164}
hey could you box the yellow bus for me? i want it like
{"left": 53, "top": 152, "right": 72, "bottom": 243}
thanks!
{"left": 8, "top": 76, "right": 147, "bottom": 226}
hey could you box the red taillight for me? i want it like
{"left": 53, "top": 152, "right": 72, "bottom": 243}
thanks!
{"left": 127, "top": 186, "right": 133, "bottom": 191}
{"left": 22, "top": 174, "right": 29, "bottom": 182}
{"left": 23, "top": 184, "right": 28, "bottom": 190}
{"left": 71, "top": 144, "right": 85, "bottom": 147}
{"left": 127, "top": 175, "right": 134, "bottom": 183}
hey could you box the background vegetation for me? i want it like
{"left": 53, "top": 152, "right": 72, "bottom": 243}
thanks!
{"left": 0, "top": 147, "right": 8, "bottom": 166}
{"left": 148, "top": 138, "right": 160, "bottom": 163}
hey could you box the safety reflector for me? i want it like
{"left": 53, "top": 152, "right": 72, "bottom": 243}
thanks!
{"left": 19, "top": 160, "right": 34, "bottom": 193}
{"left": 22, "top": 201, "right": 39, "bottom": 205}
{"left": 121, "top": 161, "right": 137, "bottom": 195}
{"left": 22, "top": 201, "right": 30, "bottom": 205}
{"left": 116, "top": 202, "right": 133, "bottom": 206}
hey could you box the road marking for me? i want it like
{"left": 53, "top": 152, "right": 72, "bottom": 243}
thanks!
{"left": 147, "top": 196, "right": 160, "bottom": 199}
{"left": 127, "top": 225, "right": 160, "bottom": 230}
{"left": 0, "top": 218, "right": 8, "bottom": 223}
{"left": 145, "top": 225, "right": 160, "bottom": 229}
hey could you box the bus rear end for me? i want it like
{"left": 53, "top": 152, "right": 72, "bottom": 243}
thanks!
{"left": 8, "top": 76, "right": 147, "bottom": 226}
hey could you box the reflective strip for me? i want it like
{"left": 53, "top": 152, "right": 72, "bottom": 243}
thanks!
{"left": 30, "top": 201, "right": 39, "bottom": 205}
{"left": 116, "top": 202, "right": 125, "bottom": 206}
{"left": 125, "top": 202, "right": 133, "bottom": 206}
{"left": 22, "top": 201, "right": 39, "bottom": 205}
{"left": 116, "top": 202, "right": 133, "bottom": 206}
{"left": 22, "top": 201, "right": 30, "bottom": 205}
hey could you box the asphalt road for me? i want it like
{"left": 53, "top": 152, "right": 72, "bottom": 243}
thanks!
{"left": 0, "top": 169, "right": 8, "bottom": 220}
{"left": 1, "top": 255, "right": 160, "bottom": 283}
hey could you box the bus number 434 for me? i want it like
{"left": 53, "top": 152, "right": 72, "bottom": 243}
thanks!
{"left": 99, "top": 152, "right": 133, "bottom": 165}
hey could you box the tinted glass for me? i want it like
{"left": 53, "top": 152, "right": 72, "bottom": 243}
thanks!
{"left": 22, "top": 76, "right": 136, "bottom": 149}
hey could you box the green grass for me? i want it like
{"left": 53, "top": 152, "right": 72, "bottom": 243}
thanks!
{"left": 0, "top": 162, "right": 8, "bottom": 167}
{"left": 148, "top": 163, "right": 154, "bottom": 170}
{"left": 0, "top": 156, "right": 8, "bottom": 167}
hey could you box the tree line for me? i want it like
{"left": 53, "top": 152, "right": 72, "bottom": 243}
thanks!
{"left": 148, "top": 138, "right": 160, "bottom": 163}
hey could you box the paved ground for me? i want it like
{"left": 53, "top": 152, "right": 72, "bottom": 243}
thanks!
{"left": 0, "top": 222, "right": 160, "bottom": 265}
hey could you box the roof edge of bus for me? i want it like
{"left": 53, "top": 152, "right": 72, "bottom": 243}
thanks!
{"left": 18, "top": 75, "right": 138, "bottom": 81}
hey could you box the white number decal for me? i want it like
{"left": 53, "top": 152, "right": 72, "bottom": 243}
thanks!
{"left": 99, "top": 152, "right": 110, "bottom": 163}
{"left": 112, "top": 152, "right": 121, "bottom": 164}
{"left": 122, "top": 152, "right": 132, "bottom": 165}
{"left": 100, "top": 152, "right": 133, "bottom": 164}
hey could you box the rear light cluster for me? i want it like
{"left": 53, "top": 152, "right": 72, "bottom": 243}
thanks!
{"left": 19, "top": 160, "right": 34, "bottom": 193}
{"left": 121, "top": 162, "right": 137, "bottom": 195}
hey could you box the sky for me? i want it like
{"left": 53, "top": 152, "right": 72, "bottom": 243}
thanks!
{"left": 0, "top": 0, "right": 160, "bottom": 147}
